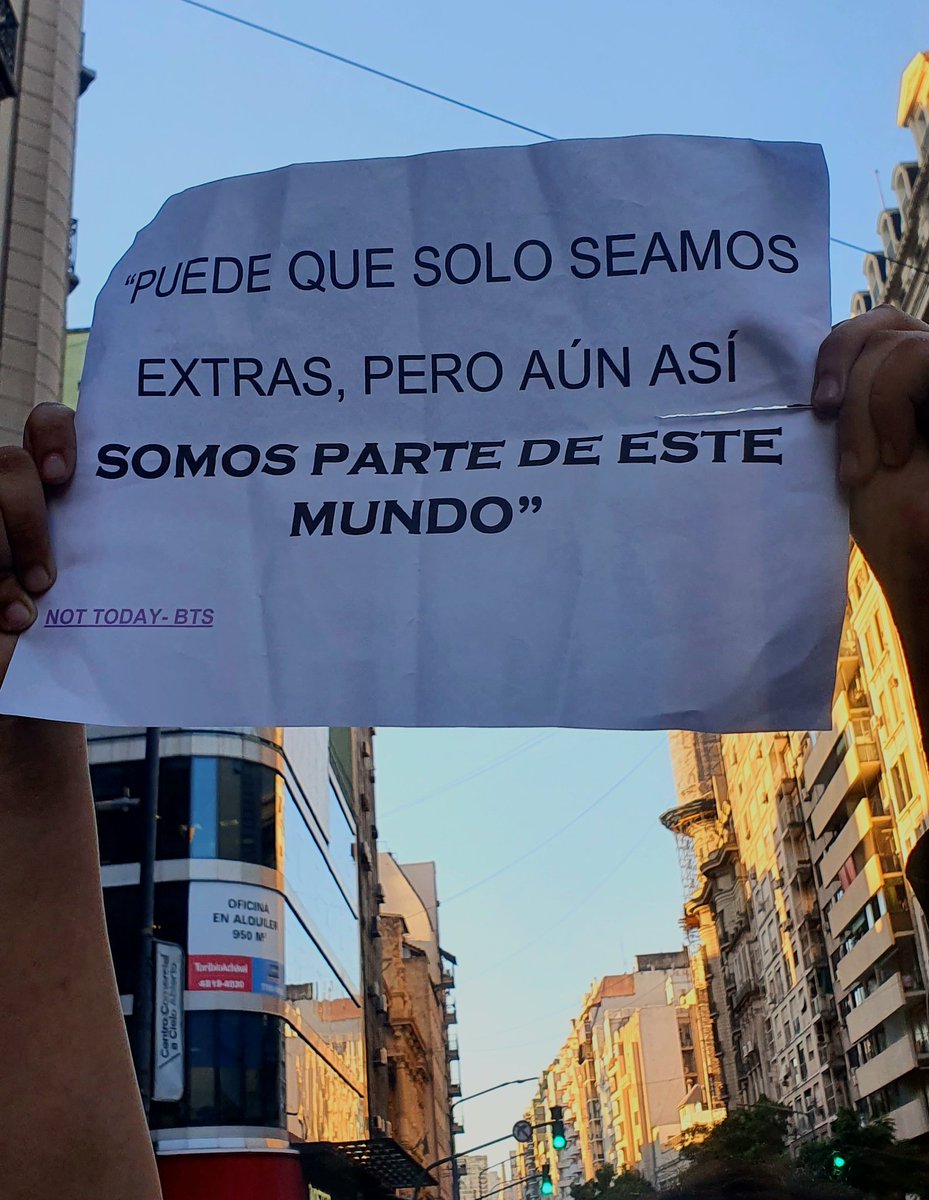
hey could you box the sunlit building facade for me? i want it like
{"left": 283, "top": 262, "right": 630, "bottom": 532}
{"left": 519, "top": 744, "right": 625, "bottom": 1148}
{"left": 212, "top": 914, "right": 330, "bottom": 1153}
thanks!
{"left": 522, "top": 959, "right": 724, "bottom": 1192}
{"left": 379, "top": 854, "right": 459, "bottom": 1200}
{"left": 662, "top": 49, "right": 929, "bottom": 1150}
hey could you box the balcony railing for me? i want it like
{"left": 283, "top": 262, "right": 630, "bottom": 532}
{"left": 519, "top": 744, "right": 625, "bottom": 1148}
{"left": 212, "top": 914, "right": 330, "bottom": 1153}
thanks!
{"left": 0, "top": 0, "right": 18, "bottom": 100}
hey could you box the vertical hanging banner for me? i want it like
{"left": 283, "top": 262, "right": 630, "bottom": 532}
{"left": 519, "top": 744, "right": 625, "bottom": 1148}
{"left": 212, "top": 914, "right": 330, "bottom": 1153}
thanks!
{"left": 153, "top": 939, "right": 185, "bottom": 1103}
{"left": 0, "top": 135, "right": 847, "bottom": 731}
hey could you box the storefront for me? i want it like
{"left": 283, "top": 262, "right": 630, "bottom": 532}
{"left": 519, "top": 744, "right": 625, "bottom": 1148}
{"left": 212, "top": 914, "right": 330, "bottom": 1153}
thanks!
{"left": 157, "top": 1138, "right": 434, "bottom": 1200}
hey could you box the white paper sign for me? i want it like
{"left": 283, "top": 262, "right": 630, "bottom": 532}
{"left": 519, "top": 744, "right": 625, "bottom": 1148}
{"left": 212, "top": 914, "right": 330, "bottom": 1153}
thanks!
{"left": 0, "top": 135, "right": 847, "bottom": 730}
{"left": 187, "top": 881, "right": 284, "bottom": 997}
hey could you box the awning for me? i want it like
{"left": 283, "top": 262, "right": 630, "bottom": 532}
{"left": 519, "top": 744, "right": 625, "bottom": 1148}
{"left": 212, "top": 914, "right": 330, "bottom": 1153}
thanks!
{"left": 297, "top": 1138, "right": 437, "bottom": 1197}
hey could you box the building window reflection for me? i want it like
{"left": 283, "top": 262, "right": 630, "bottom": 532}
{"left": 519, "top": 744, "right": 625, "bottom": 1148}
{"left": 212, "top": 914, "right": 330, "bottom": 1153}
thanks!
{"left": 154, "top": 1011, "right": 285, "bottom": 1131}
{"left": 328, "top": 778, "right": 357, "bottom": 894}
{"left": 284, "top": 789, "right": 360, "bottom": 993}
{"left": 92, "top": 755, "right": 277, "bottom": 868}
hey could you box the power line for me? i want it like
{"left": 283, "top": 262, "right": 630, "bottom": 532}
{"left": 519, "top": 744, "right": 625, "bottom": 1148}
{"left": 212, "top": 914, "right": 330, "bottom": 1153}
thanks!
{"left": 828, "top": 235, "right": 929, "bottom": 281}
{"left": 176, "top": 0, "right": 556, "bottom": 141}
{"left": 178, "top": 0, "right": 929, "bottom": 285}
{"left": 382, "top": 731, "right": 557, "bottom": 816}
{"left": 378, "top": 738, "right": 664, "bottom": 932}
{"left": 441, "top": 740, "right": 663, "bottom": 904}
{"left": 469, "top": 822, "right": 660, "bottom": 980}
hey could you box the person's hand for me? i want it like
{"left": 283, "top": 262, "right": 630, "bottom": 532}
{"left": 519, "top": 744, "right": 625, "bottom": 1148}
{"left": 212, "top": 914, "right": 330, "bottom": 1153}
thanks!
{"left": 813, "top": 302, "right": 929, "bottom": 631}
{"left": 0, "top": 403, "right": 76, "bottom": 682}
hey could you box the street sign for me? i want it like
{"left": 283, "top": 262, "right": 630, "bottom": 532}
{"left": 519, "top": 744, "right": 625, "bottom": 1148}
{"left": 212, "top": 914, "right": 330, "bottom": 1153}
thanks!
{"left": 152, "top": 940, "right": 184, "bottom": 1102}
{"left": 512, "top": 1120, "right": 533, "bottom": 1144}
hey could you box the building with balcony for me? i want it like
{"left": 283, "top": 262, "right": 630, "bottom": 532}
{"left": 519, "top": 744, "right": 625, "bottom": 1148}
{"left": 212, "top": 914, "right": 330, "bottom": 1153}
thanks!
{"left": 720, "top": 730, "right": 850, "bottom": 1140}
{"left": 0, "top": 0, "right": 90, "bottom": 442}
{"left": 852, "top": 51, "right": 929, "bottom": 320}
{"left": 521, "top": 958, "right": 723, "bottom": 1192}
{"left": 800, "top": 552, "right": 929, "bottom": 1141}
{"left": 379, "top": 855, "right": 459, "bottom": 1200}
{"left": 661, "top": 732, "right": 741, "bottom": 1109}
{"left": 91, "top": 725, "right": 428, "bottom": 1200}
{"left": 664, "top": 730, "right": 846, "bottom": 1140}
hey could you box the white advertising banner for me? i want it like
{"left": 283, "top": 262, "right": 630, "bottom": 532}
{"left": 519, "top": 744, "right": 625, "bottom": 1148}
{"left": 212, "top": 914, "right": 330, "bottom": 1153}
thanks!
{"left": 187, "top": 881, "right": 285, "bottom": 998}
{"left": 0, "top": 135, "right": 847, "bottom": 731}
{"left": 153, "top": 939, "right": 184, "bottom": 1103}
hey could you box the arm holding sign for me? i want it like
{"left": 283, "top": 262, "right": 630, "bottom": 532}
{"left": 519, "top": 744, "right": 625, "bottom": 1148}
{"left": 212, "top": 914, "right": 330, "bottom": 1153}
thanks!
{"left": 813, "top": 302, "right": 929, "bottom": 748}
{"left": 813, "top": 302, "right": 929, "bottom": 916}
{"left": 0, "top": 406, "right": 162, "bottom": 1200}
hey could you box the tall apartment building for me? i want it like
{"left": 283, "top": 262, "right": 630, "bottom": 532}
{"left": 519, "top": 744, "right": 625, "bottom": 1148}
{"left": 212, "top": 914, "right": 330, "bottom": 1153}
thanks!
{"left": 665, "top": 604, "right": 927, "bottom": 1142}
{"left": 0, "top": 0, "right": 89, "bottom": 442}
{"left": 379, "top": 854, "right": 459, "bottom": 1200}
{"left": 522, "top": 958, "right": 724, "bottom": 1192}
{"left": 91, "top": 726, "right": 431, "bottom": 1200}
{"left": 458, "top": 1154, "right": 500, "bottom": 1200}
{"left": 662, "top": 733, "right": 741, "bottom": 1109}
{"left": 661, "top": 51, "right": 929, "bottom": 1150}
{"left": 801, "top": 553, "right": 929, "bottom": 1139}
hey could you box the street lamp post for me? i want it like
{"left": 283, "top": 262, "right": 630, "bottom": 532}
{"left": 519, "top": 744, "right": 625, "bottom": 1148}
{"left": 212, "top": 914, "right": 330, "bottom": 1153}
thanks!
{"left": 451, "top": 1077, "right": 537, "bottom": 1112}
{"left": 130, "top": 726, "right": 161, "bottom": 1117}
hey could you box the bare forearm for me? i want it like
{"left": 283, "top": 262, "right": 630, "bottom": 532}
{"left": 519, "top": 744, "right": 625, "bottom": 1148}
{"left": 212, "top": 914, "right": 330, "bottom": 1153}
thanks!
{"left": 0, "top": 719, "right": 161, "bottom": 1200}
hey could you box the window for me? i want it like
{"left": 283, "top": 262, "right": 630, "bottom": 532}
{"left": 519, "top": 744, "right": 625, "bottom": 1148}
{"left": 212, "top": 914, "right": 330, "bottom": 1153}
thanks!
{"left": 863, "top": 627, "right": 877, "bottom": 672}
{"left": 93, "top": 757, "right": 193, "bottom": 865}
{"left": 284, "top": 906, "right": 363, "bottom": 1080}
{"left": 882, "top": 687, "right": 900, "bottom": 730}
{"left": 92, "top": 755, "right": 276, "bottom": 867}
{"left": 191, "top": 757, "right": 277, "bottom": 866}
{"left": 327, "top": 779, "right": 357, "bottom": 894}
{"left": 890, "top": 757, "right": 914, "bottom": 814}
{"left": 284, "top": 790, "right": 360, "bottom": 993}
{"left": 153, "top": 1011, "right": 284, "bottom": 1131}
{"left": 102, "top": 881, "right": 189, "bottom": 997}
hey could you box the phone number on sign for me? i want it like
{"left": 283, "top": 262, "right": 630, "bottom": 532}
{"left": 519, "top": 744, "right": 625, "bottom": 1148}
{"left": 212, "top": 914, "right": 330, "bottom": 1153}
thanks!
{"left": 43, "top": 607, "right": 214, "bottom": 628}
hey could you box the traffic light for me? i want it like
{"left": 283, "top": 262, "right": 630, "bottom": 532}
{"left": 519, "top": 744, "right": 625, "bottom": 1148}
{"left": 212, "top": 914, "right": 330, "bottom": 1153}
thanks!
{"left": 540, "top": 1165, "right": 554, "bottom": 1196}
{"left": 550, "top": 1106, "right": 566, "bottom": 1151}
{"left": 831, "top": 1152, "right": 847, "bottom": 1176}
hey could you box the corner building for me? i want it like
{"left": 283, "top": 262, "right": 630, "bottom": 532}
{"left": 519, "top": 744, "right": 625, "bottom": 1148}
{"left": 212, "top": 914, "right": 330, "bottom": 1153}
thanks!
{"left": 92, "top": 726, "right": 423, "bottom": 1200}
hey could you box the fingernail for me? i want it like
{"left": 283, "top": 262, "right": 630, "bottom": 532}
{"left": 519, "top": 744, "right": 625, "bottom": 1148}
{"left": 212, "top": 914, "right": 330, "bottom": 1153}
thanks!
{"left": 23, "top": 566, "right": 49, "bottom": 593}
{"left": 42, "top": 453, "right": 67, "bottom": 483}
{"left": 814, "top": 374, "right": 842, "bottom": 411}
{"left": 839, "top": 451, "right": 860, "bottom": 485}
{"left": 881, "top": 441, "right": 898, "bottom": 467}
{"left": 3, "top": 599, "right": 34, "bottom": 632}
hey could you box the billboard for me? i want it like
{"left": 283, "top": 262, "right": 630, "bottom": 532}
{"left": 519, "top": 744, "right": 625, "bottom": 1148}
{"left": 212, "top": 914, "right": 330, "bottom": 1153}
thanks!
{"left": 187, "top": 880, "right": 284, "bottom": 997}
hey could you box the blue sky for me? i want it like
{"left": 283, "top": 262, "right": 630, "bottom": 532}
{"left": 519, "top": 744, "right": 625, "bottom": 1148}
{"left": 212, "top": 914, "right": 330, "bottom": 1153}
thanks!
{"left": 73, "top": 0, "right": 929, "bottom": 1156}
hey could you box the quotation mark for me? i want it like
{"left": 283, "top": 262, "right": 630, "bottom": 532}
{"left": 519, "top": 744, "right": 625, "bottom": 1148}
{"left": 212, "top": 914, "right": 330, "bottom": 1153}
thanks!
{"left": 518, "top": 496, "right": 542, "bottom": 513}
{"left": 125, "top": 274, "right": 136, "bottom": 286}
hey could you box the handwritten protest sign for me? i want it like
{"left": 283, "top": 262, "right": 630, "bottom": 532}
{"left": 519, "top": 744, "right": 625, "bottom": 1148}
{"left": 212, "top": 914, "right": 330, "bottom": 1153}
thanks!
{"left": 0, "top": 136, "right": 847, "bottom": 729}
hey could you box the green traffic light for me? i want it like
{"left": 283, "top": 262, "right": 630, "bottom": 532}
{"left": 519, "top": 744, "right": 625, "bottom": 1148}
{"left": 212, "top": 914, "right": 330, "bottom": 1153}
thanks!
{"left": 541, "top": 1181, "right": 554, "bottom": 1195}
{"left": 552, "top": 1134, "right": 566, "bottom": 1150}
{"left": 832, "top": 1154, "right": 847, "bottom": 1171}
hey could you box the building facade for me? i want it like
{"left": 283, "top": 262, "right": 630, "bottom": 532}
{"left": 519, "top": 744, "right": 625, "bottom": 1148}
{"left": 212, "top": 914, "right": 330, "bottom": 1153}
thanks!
{"left": 0, "top": 0, "right": 89, "bottom": 443}
{"left": 661, "top": 51, "right": 929, "bottom": 1150}
{"left": 91, "top": 726, "right": 427, "bottom": 1200}
{"left": 458, "top": 1154, "right": 500, "bottom": 1200}
{"left": 379, "top": 854, "right": 459, "bottom": 1200}
{"left": 522, "top": 959, "right": 724, "bottom": 1193}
